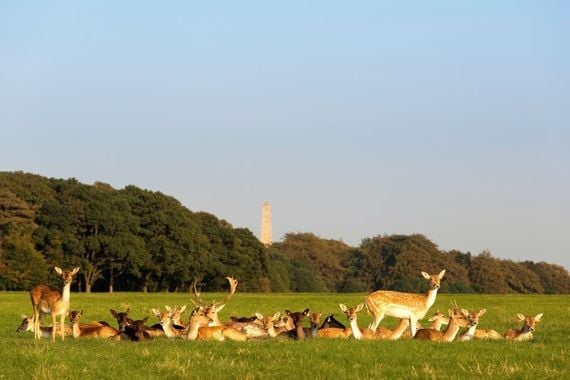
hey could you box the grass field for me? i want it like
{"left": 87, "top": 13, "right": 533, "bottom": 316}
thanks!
{"left": 1, "top": 291, "right": 568, "bottom": 379}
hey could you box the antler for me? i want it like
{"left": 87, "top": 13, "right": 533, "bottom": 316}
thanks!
{"left": 191, "top": 279, "right": 207, "bottom": 307}
{"left": 212, "top": 276, "right": 239, "bottom": 309}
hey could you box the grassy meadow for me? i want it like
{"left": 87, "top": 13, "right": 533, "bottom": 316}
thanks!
{"left": 0, "top": 291, "right": 568, "bottom": 379}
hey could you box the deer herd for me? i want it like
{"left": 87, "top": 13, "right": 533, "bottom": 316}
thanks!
{"left": 17, "top": 267, "right": 544, "bottom": 343}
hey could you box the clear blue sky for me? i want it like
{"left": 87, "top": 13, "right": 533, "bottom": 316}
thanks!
{"left": 1, "top": 1, "right": 569, "bottom": 269}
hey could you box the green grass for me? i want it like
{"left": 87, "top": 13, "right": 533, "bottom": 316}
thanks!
{"left": 1, "top": 292, "right": 568, "bottom": 379}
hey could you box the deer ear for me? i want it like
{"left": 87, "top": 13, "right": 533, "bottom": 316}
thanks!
{"left": 479, "top": 309, "right": 487, "bottom": 316}
{"left": 517, "top": 314, "right": 526, "bottom": 321}
{"left": 421, "top": 272, "right": 430, "bottom": 279}
{"left": 255, "top": 313, "right": 264, "bottom": 320}
{"left": 216, "top": 304, "right": 226, "bottom": 312}
{"left": 461, "top": 309, "right": 469, "bottom": 317}
{"left": 438, "top": 269, "right": 446, "bottom": 279}
{"left": 72, "top": 267, "right": 80, "bottom": 275}
{"left": 142, "top": 316, "right": 149, "bottom": 323}
{"left": 151, "top": 309, "right": 160, "bottom": 316}
{"left": 535, "top": 313, "right": 543, "bottom": 321}
{"left": 356, "top": 303, "right": 364, "bottom": 313}
{"left": 165, "top": 306, "right": 172, "bottom": 312}
{"left": 54, "top": 267, "right": 63, "bottom": 275}
{"left": 339, "top": 304, "right": 347, "bottom": 312}
{"left": 273, "top": 312, "right": 281, "bottom": 320}
{"left": 180, "top": 305, "right": 187, "bottom": 313}
{"left": 21, "top": 314, "right": 28, "bottom": 319}
{"left": 110, "top": 309, "right": 117, "bottom": 317}
{"left": 285, "top": 310, "right": 292, "bottom": 316}
{"left": 303, "top": 308, "right": 310, "bottom": 316}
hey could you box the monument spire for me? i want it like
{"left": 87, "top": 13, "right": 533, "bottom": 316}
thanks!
{"left": 260, "top": 201, "right": 272, "bottom": 246}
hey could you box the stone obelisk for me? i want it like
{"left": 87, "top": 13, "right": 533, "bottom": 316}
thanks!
{"left": 260, "top": 201, "right": 272, "bottom": 246}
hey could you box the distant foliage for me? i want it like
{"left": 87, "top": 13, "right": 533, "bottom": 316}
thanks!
{"left": 1, "top": 171, "right": 568, "bottom": 293}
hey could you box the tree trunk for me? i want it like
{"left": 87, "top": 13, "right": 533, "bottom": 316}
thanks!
{"left": 109, "top": 266, "right": 114, "bottom": 293}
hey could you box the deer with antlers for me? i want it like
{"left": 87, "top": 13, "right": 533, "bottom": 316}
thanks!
{"left": 365, "top": 269, "right": 445, "bottom": 336}
{"left": 29, "top": 266, "right": 80, "bottom": 341}
{"left": 414, "top": 308, "right": 471, "bottom": 342}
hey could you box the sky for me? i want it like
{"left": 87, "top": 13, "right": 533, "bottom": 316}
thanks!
{"left": 1, "top": 1, "right": 569, "bottom": 269}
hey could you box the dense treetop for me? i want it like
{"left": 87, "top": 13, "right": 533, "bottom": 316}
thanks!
{"left": 1, "top": 172, "right": 568, "bottom": 293}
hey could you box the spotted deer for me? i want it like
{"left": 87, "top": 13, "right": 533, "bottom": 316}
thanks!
{"left": 504, "top": 313, "right": 543, "bottom": 341}
{"left": 68, "top": 310, "right": 119, "bottom": 339}
{"left": 414, "top": 308, "right": 470, "bottom": 342}
{"left": 255, "top": 312, "right": 291, "bottom": 339}
{"left": 29, "top": 266, "right": 80, "bottom": 341}
{"left": 339, "top": 303, "right": 393, "bottom": 340}
{"left": 365, "top": 270, "right": 445, "bottom": 336}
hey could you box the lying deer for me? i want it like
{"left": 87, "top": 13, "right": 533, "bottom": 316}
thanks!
{"left": 414, "top": 308, "right": 470, "bottom": 342}
{"left": 111, "top": 316, "right": 153, "bottom": 342}
{"left": 68, "top": 310, "right": 119, "bottom": 339}
{"left": 16, "top": 314, "right": 71, "bottom": 338}
{"left": 365, "top": 270, "right": 446, "bottom": 336}
{"left": 185, "top": 306, "right": 247, "bottom": 341}
{"left": 255, "top": 312, "right": 292, "bottom": 339}
{"left": 504, "top": 313, "right": 543, "bottom": 341}
{"left": 152, "top": 306, "right": 185, "bottom": 338}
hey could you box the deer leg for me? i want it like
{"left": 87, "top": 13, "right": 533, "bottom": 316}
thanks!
{"left": 51, "top": 313, "right": 57, "bottom": 342}
{"left": 60, "top": 314, "right": 65, "bottom": 341}
{"left": 368, "top": 312, "right": 384, "bottom": 332}
{"left": 409, "top": 317, "right": 417, "bottom": 337}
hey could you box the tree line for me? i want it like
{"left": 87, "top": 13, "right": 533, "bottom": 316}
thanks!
{"left": 1, "top": 172, "right": 568, "bottom": 294}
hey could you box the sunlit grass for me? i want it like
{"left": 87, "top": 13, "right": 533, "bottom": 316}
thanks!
{"left": 1, "top": 292, "right": 568, "bottom": 379}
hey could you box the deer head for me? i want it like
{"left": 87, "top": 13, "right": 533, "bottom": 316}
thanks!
{"left": 421, "top": 270, "right": 446, "bottom": 290}
{"left": 517, "top": 313, "right": 543, "bottom": 332}
{"left": 339, "top": 303, "right": 364, "bottom": 322}
{"left": 54, "top": 266, "right": 80, "bottom": 285}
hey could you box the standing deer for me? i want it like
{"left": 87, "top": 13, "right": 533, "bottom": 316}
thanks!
{"left": 29, "top": 266, "right": 80, "bottom": 341}
{"left": 365, "top": 269, "right": 445, "bottom": 336}
{"left": 504, "top": 313, "right": 543, "bottom": 341}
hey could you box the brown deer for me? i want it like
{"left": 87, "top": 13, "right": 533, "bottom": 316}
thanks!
{"left": 68, "top": 310, "right": 119, "bottom": 339}
{"left": 16, "top": 314, "right": 71, "bottom": 338}
{"left": 304, "top": 312, "right": 322, "bottom": 338}
{"left": 504, "top": 313, "right": 543, "bottom": 341}
{"left": 414, "top": 308, "right": 470, "bottom": 342}
{"left": 255, "top": 312, "right": 292, "bottom": 339}
{"left": 284, "top": 309, "right": 309, "bottom": 341}
{"left": 365, "top": 270, "right": 445, "bottom": 336}
{"left": 111, "top": 317, "right": 153, "bottom": 342}
{"left": 110, "top": 308, "right": 134, "bottom": 332}
{"left": 192, "top": 277, "right": 238, "bottom": 327}
{"left": 185, "top": 306, "right": 247, "bottom": 341}
{"left": 152, "top": 306, "right": 185, "bottom": 338}
{"left": 427, "top": 311, "right": 449, "bottom": 331}
{"left": 29, "top": 266, "right": 80, "bottom": 341}
{"left": 339, "top": 303, "right": 398, "bottom": 340}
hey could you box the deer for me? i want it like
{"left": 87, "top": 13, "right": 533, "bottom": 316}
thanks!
{"left": 427, "top": 311, "right": 449, "bottom": 331}
{"left": 414, "top": 308, "right": 470, "bottom": 342}
{"left": 110, "top": 308, "right": 134, "bottom": 332}
{"left": 191, "top": 276, "right": 238, "bottom": 327}
{"left": 110, "top": 308, "right": 163, "bottom": 337}
{"left": 504, "top": 313, "right": 543, "bottom": 341}
{"left": 284, "top": 309, "right": 310, "bottom": 341}
{"left": 151, "top": 306, "right": 185, "bottom": 338}
{"left": 185, "top": 306, "right": 247, "bottom": 341}
{"left": 16, "top": 314, "right": 72, "bottom": 338}
{"left": 29, "top": 266, "right": 80, "bottom": 341}
{"left": 458, "top": 309, "right": 487, "bottom": 341}
{"left": 365, "top": 269, "right": 445, "bottom": 337}
{"left": 339, "top": 303, "right": 402, "bottom": 340}
{"left": 68, "top": 310, "right": 119, "bottom": 339}
{"left": 304, "top": 312, "right": 322, "bottom": 338}
{"left": 255, "top": 312, "right": 292, "bottom": 339}
{"left": 111, "top": 317, "right": 153, "bottom": 342}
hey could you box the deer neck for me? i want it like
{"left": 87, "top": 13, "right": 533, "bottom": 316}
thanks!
{"left": 71, "top": 322, "right": 81, "bottom": 338}
{"left": 441, "top": 318, "right": 462, "bottom": 342}
{"left": 186, "top": 320, "right": 200, "bottom": 340}
{"left": 348, "top": 319, "right": 362, "bottom": 340}
{"left": 310, "top": 322, "right": 318, "bottom": 338}
{"left": 430, "top": 319, "right": 445, "bottom": 331}
{"left": 425, "top": 288, "right": 439, "bottom": 309}
{"left": 60, "top": 282, "right": 72, "bottom": 311}
{"left": 162, "top": 320, "right": 178, "bottom": 338}
{"left": 461, "top": 325, "right": 477, "bottom": 341}
{"left": 295, "top": 324, "right": 305, "bottom": 341}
